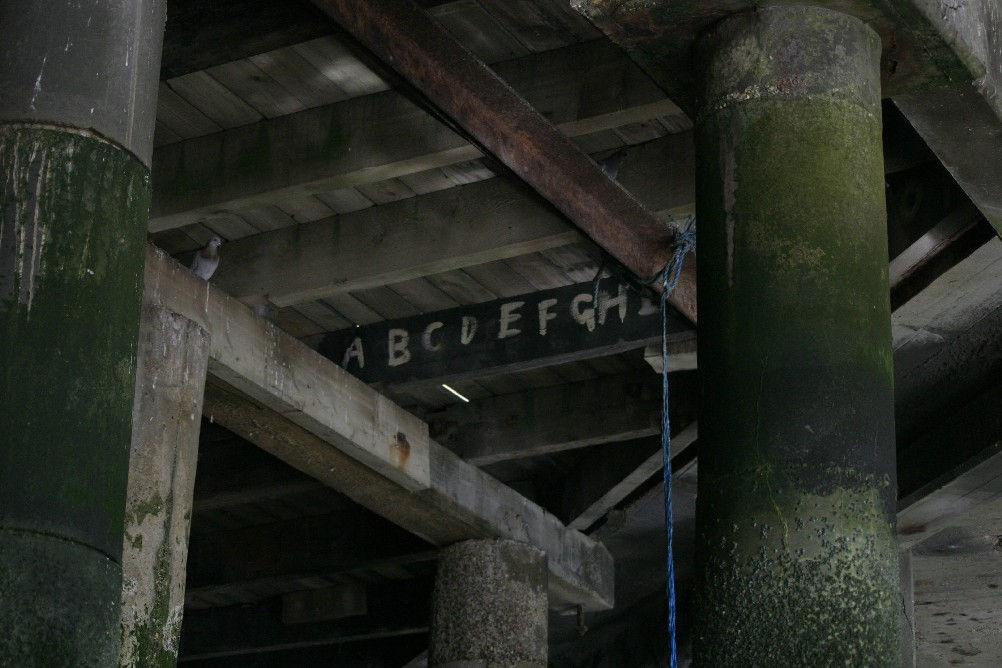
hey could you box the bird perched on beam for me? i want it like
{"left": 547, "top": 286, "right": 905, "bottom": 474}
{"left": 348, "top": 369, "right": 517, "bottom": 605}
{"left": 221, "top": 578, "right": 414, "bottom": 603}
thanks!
{"left": 190, "top": 236, "right": 221, "bottom": 280}
{"left": 598, "top": 147, "right": 629, "bottom": 180}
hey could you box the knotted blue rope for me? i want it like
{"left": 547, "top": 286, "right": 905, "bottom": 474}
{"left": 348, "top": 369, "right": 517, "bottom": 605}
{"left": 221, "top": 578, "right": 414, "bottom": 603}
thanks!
{"left": 660, "top": 217, "right": 695, "bottom": 668}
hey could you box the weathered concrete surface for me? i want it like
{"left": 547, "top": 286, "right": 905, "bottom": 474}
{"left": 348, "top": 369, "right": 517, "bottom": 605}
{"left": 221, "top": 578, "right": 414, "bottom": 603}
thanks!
{"left": 0, "top": 126, "right": 151, "bottom": 665}
{"left": 0, "top": 4, "right": 164, "bottom": 663}
{"left": 693, "top": 7, "right": 899, "bottom": 665}
{"left": 119, "top": 305, "right": 210, "bottom": 667}
{"left": 571, "top": 0, "right": 969, "bottom": 114}
{"left": 0, "top": 0, "right": 166, "bottom": 166}
{"left": 430, "top": 539, "right": 548, "bottom": 668}
{"left": 909, "top": 0, "right": 1002, "bottom": 120}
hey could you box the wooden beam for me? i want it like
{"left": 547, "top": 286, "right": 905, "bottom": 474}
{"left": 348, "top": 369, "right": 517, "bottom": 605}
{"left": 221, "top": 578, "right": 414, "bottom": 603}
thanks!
{"left": 145, "top": 247, "right": 613, "bottom": 609}
{"left": 895, "top": 85, "right": 1002, "bottom": 236}
{"left": 889, "top": 205, "right": 994, "bottom": 310}
{"left": 179, "top": 580, "right": 432, "bottom": 660}
{"left": 897, "top": 383, "right": 1002, "bottom": 502}
{"left": 150, "top": 39, "right": 685, "bottom": 233}
{"left": 206, "top": 131, "right": 695, "bottom": 307}
{"left": 564, "top": 422, "right": 698, "bottom": 531}
{"left": 320, "top": 280, "right": 694, "bottom": 387}
{"left": 186, "top": 511, "right": 434, "bottom": 608}
{"left": 211, "top": 176, "right": 579, "bottom": 306}
{"left": 430, "top": 372, "right": 696, "bottom": 466}
{"left": 192, "top": 437, "right": 328, "bottom": 513}
{"left": 282, "top": 584, "right": 368, "bottom": 625}
{"left": 144, "top": 245, "right": 432, "bottom": 493}
{"left": 159, "top": 0, "right": 332, "bottom": 79}
{"left": 897, "top": 418, "right": 1002, "bottom": 550}
{"left": 201, "top": 378, "right": 612, "bottom": 610}
{"left": 308, "top": 0, "right": 697, "bottom": 322}
{"left": 892, "top": 239, "right": 1002, "bottom": 446}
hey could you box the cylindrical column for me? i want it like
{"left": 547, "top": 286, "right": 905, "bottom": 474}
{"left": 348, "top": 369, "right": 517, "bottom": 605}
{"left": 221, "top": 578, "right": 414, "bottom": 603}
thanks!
{"left": 693, "top": 7, "right": 898, "bottom": 665}
{"left": 120, "top": 305, "right": 210, "bottom": 666}
{"left": 0, "top": 1, "right": 165, "bottom": 663}
{"left": 429, "top": 539, "right": 548, "bottom": 668}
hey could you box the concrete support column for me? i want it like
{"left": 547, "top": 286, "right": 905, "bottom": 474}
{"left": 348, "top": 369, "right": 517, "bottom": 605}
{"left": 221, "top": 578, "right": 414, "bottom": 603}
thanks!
{"left": 120, "top": 305, "right": 210, "bottom": 666}
{"left": 693, "top": 7, "right": 899, "bottom": 665}
{"left": 429, "top": 539, "right": 548, "bottom": 668}
{"left": 900, "top": 549, "right": 916, "bottom": 667}
{"left": 0, "top": 1, "right": 165, "bottom": 663}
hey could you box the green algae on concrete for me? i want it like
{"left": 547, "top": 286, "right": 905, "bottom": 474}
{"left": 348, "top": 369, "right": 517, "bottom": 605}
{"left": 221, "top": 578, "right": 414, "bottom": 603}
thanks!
{"left": 693, "top": 7, "right": 900, "bottom": 666}
{"left": 0, "top": 530, "right": 123, "bottom": 667}
{"left": 120, "top": 305, "right": 210, "bottom": 668}
{"left": 0, "top": 124, "right": 150, "bottom": 664}
{"left": 571, "top": 0, "right": 969, "bottom": 117}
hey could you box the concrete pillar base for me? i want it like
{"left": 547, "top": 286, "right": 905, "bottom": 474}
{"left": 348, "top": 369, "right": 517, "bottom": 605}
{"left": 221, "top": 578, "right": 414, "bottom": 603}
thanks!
{"left": 0, "top": 531, "right": 121, "bottom": 664}
{"left": 430, "top": 539, "right": 548, "bottom": 668}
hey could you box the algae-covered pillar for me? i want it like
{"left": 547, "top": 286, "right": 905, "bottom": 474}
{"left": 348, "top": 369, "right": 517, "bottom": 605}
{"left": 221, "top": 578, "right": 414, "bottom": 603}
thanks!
{"left": 693, "top": 7, "right": 899, "bottom": 665}
{"left": 0, "top": 1, "right": 166, "bottom": 663}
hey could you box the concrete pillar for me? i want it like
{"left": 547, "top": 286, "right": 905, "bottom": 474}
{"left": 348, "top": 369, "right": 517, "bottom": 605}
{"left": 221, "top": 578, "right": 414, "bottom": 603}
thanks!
{"left": 900, "top": 549, "right": 916, "bottom": 668}
{"left": 693, "top": 6, "right": 899, "bottom": 665}
{"left": 429, "top": 539, "right": 548, "bottom": 668}
{"left": 120, "top": 305, "right": 210, "bottom": 666}
{"left": 0, "top": 1, "right": 165, "bottom": 663}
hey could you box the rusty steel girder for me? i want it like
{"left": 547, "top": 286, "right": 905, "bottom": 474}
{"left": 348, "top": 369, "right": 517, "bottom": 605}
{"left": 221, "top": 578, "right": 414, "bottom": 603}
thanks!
{"left": 308, "top": 0, "right": 696, "bottom": 324}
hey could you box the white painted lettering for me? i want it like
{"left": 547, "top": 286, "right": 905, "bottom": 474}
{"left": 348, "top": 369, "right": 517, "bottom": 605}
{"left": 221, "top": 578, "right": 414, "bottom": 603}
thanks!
{"left": 638, "top": 294, "right": 658, "bottom": 316}
{"left": 341, "top": 337, "right": 365, "bottom": 369}
{"left": 498, "top": 301, "right": 524, "bottom": 339}
{"left": 388, "top": 328, "right": 411, "bottom": 366}
{"left": 597, "top": 284, "right": 628, "bottom": 325}
{"left": 537, "top": 298, "right": 558, "bottom": 336}
{"left": 570, "top": 294, "right": 596, "bottom": 332}
{"left": 422, "top": 321, "right": 444, "bottom": 352}
{"left": 460, "top": 316, "right": 478, "bottom": 345}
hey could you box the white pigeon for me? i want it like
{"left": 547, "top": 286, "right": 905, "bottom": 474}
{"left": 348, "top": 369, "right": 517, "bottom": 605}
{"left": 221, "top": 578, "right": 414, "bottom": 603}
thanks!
{"left": 190, "top": 236, "right": 221, "bottom": 280}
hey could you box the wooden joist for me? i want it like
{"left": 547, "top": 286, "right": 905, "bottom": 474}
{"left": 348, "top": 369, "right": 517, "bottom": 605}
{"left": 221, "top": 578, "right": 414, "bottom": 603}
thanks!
{"left": 208, "top": 131, "right": 696, "bottom": 308}
{"left": 895, "top": 86, "right": 1002, "bottom": 236}
{"left": 185, "top": 511, "right": 434, "bottom": 607}
{"left": 565, "top": 422, "right": 698, "bottom": 531}
{"left": 211, "top": 176, "right": 580, "bottom": 306}
{"left": 309, "top": 0, "right": 697, "bottom": 321}
{"left": 144, "top": 246, "right": 614, "bottom": 610}
{"left": 320, "top": 281, "right": 695, "bottom": 388}
{"left": 431, "top": 372, "right": 696, "bottom": 466}
{"left": 150, "top": 39, "right": 685, "bottom": 233}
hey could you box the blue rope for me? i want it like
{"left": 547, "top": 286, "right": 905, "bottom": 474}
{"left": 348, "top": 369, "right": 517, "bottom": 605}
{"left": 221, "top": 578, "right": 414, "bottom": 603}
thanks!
{"left": 660, "top": 217, "right": 695, "bottom": 668}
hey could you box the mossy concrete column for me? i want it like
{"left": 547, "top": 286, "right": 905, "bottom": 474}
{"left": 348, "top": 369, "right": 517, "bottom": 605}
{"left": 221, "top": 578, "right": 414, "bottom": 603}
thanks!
{"left": 693, "top": 7, "right": 898, "bottom": 666}
{"left": 429, "top": 539, "right": 548, "bottom": 668}
{"left": 0, "top": 1, "right": 165, "bottom": 664}
{"left": 120, "top": 305, "right": 209, "bottom": 667}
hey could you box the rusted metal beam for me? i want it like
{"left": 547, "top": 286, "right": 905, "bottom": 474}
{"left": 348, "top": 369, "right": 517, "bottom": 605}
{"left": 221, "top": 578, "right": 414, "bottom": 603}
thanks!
{"left": 307, "top": 0, "right": 696, "bottom": 324}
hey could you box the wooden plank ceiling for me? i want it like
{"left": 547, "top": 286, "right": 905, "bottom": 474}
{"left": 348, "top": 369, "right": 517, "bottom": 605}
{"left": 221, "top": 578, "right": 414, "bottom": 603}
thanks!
{"left": 150, "top": 0, "right": 693, "bottom": 416}
{"left": 148, "top": 0, "right": 1002, "bottom": 664}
